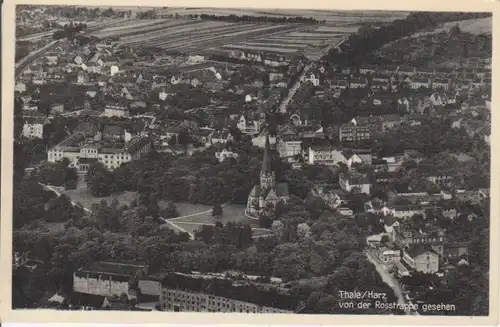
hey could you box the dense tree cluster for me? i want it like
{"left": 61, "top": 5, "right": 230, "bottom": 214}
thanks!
{"left": 52, "top": 22, "right": 88, "bottom": 40}
{"left": 326, "top": 12, "right": 492, "bottom": 66}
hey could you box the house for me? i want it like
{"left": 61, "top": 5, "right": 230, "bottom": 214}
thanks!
{"left": 378, "top": 247, "right": 401, "bottom": 264}
{"left": 339, "top": 125, "right": 371, "bottom": 142}
{"left": 104, "top": 105, "right": 130, "bottom": 118}
{"left": 77, "top": 71, "right": 89, "bottom": 84}
{"left": 191, "top": 129, "right": 213, "bottom": 145}
{"left": 381, "top": 65, "right": 399, "bottom": 75}
{"left": 432, "top": 79, "right": 450, "bottom": 91}
{"left": 359, "top": 64, "right": 377, "bottom": 75}
{"left": 443, "top": 242, "right": 469, "bottom": 260}
{"left": 416, "top": 67, "right": 436, "bottom": 76}
{"left": 341, "top": 149, "right": 372, "bottom": 169}
{"left": 339, "top": 171, "right": 371, "bottom": 195}
{"left": 277, "top": 135, "right": 302, "bottom": 160}
{"left": 237, "top": 115, "right": 261, "bottom": 135}
{"left": 215, "top": 148, "right": 239, "bottom": 163}
{"left": 382, "top": 204, "right": 425, "bottom": 220}
{"left": 371, "top": 80, "right": 389, "bottom": 92}
{"left": 74, "top": 55, "right": 83, "bottom": 65}
{"left": 22, "top": 117, "right": 46, "bottom": 138}
{"left": 15, "top": 82, "right": 26, "bottom": 93}
{"left": 211, "top": 129, "right": 233, "bottom": 144}
{"left": 403, "top": 149, "right": 426, "bottom": 163}
{"left": 349, "top": 77, "right": 367, "bottom": 89}
{"left": 301, "top": 72, "right": 320, "bottom": 86}
{"left": 397, "top": 66, "right": 416, "bottom": 77}
{"left": 425, "top": 174, "right": 452, "bottom": 185}
{"left": 410, "top": 78, "right": 431, "bottom": 89}
{"left": 338, "top": 207, "right": 354, "bottom": 217}
{"left": 403, "top": 245, "right": 439, "bottom": 274}
{"left": 73, "top": 261, "right": 148, "bottom": 298}
{"left": 102, "top": 125, "right": 125, "bottom": 140}
{"left": 307, "top": 143, "right": 343, "bottom": 166}
{"left": 375, "top": 171, "right": 401, "bottom": 184}
{"left": 429, "top": 92, "right": 447, "bottom": 106}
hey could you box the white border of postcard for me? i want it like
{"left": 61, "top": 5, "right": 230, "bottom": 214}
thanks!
{"left": 2, "top": 0, "right": 499, "bottom": 324}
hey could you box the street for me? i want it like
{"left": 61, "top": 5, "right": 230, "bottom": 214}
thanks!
{"left": 364, "top": 249, "right": 419, "bottom": 316}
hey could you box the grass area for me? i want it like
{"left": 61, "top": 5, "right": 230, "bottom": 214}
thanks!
{"left": 52, "top": 176, "right": 137, "bottom": 210}
{"left": 172, "top": 204, "right": 260, "bottom": 227}
{"left": 160, "top": 201, "right": 212, "bottom": 216}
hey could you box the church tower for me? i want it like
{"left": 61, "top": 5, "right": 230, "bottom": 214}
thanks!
{"left": 260, "top": 134, "right": 275, "bottom": 190}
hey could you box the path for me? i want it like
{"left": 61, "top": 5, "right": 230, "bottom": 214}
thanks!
{"left": 40, "top": 183, "right": 92, "bottom": 213}
{"left": 364, "top": 249, "right": 419, "bottom": 316}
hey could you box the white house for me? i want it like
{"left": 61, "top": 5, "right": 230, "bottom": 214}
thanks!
{"left": 301, "top": 72, "right": 320, "bottom": 86}
{"left": 103, "top": 105, "right": 130, "bottom": 118}
{"left": 215, "top": 149, "right": 239, "bottom": 163}
{"left": 110, "top": 65, "right": 119, "bottom": 77}
{"left": 339, "top": 172, "right": 371, "bottom": 195}
{"left": 22, "top": 117, "right": 46, "bottom": 139}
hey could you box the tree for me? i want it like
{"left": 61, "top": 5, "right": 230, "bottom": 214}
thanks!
{"left": 297, "top": 223, "right": 311, "bottom": 239}
{"left": 271, "top": 220, "right": 285, "bottom": 240}
{"left": 212, "top": 204, "right": 223, "bottom": 220}
{"left": 168, "top": 134, "right": 178, "bottom": 147}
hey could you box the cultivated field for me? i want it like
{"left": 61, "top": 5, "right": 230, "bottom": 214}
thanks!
{"left": 91, "top": 18, "right": 350, "bottom": 57}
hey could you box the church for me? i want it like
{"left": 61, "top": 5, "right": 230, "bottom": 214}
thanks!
{"left": 246, "top": 135, "right": 289, "bottom": 217}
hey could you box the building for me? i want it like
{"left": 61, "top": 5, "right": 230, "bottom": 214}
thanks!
{"left": 237, "top": 115, "right": 261, "bottom": 135}
{"left": 22, "top": 117, "right": 46, "bottom": 138}
{"left": 277, "top": 135, "right": 302, "bottom": 160}
{"left": 157, "top": 273, "right": 296, "bottom": 313}
{"left": 215, "top": 148, "right": 239, "bottom": 163}
{"left": 339, "top": 171, "right": 371, "bottom": 195}
{"left": 378, "top": 247, "right": 401, "bottom": 264}
{"left": 211, "top": 130, "right": 233, "bottom": 144}
{"left": 104, "top": 105, "right": 130, "bottom": 118}
{"left": 301, "top": 72, "right": 320, "bottom": 86}
{"left": 73, "top": 261, "right": 148, "bottom": 299}
{"left": 382, "top": 205, "right": 425, "bottom": 220}
{"left": 307, "top": 144, "right": 343, "bottom": 166}
{"left": 341, "top": 149, "right": 372, "bottom": 170}
{"left": 47, "top": 132, "right": 151, "bottom": 172}
{"left": 339, "top": 125, "right": 371, "bottom": 142}
{"left": 402, "top": 245, "right": 439, "bottom": 274}
{"left": 393, "top": 224, "right": 445, "bottom": 256}
{"left": 247, "top": 135, "right": 289, "bottom": 217}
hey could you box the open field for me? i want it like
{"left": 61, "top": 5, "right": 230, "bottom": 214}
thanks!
{"left": 442, "top": 17, "right": 492, "bottom": 35}
{"left": 156, "top": 8, "right": 409, "bottom": 23}
{"left": 86, "top": 10, "right": 407, "bottom": 57}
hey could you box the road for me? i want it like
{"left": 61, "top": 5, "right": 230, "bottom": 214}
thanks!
{"left": 278, "top": 38, "right": 346, "bottom": 114}
{"left": 364, "top": 249, "right": 419, "bottom": 316}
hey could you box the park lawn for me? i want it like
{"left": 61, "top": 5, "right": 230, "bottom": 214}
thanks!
{"left": 160, "top": 201, "right": 213, "bottom": 216}
{"left": 53, "top": 177, "right": 138, "bottom": 210}
{"left": 172, "top": 204, "right": 260, "bottom": 228}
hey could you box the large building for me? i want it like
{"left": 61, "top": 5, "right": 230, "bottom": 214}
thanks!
{"left": 247, "top": 135, "right": 289, "bottom": 217}
{"left": 138, "top": 273, "right": 297, "bottom": 313}
{"left": 22, "top": 117, "right": 46, "bottom": 139}
{"left": 339, "top": 125, "right": 371, "bottom": 142}
{"left": 73, "top": 261, "right": 148, "bottom": 299}
{"left": 47, "top": 131, "right": 151, "bottom": 172}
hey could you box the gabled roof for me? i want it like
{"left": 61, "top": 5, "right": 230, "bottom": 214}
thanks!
{"left": 406, "top": 244, "right": 437, "bottom": 258}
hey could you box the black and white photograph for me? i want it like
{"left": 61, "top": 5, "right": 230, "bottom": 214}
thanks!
{"left": 8, "top": 3, "right": 494, "bottom": 319}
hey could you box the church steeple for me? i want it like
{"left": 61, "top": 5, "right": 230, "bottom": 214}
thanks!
{"left": 261, "top": 134, "right": 272, "bottom": 175}
{"left": 260, "top": 134, "right": 275, "bottom": 189}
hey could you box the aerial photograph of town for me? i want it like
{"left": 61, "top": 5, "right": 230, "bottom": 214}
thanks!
{"left": 12, "top": 5, "right": 491, "bottom": 316}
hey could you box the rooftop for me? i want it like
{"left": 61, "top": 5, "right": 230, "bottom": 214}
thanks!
{"left": 76, "top": 261, "right": 147, "bottom": 277}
